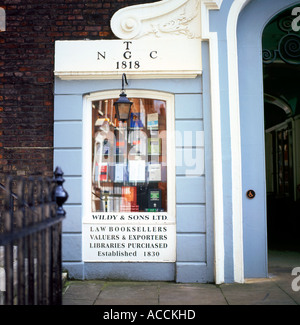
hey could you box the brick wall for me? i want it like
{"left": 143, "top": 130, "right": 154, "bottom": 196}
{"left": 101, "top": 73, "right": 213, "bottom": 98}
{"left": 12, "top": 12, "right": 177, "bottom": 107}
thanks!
{"left": 0, "top": 0, "right": 157, "bottom": 177}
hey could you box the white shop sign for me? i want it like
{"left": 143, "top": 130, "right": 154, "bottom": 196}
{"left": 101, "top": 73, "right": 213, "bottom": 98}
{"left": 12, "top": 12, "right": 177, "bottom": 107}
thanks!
{"left": 54, "top": 39, "right": 202, "bottom": 79}
{"left": 83, "top": 221, "right": 176, "bottom": 262}
{"left": 83, "top": 212, "right": 176, "bottom": 262}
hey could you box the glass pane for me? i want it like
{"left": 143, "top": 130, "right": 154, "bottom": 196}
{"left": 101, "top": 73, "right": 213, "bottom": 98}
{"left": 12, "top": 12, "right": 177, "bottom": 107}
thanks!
{"left": 91, "top": 98, "right": 167, "bottom": 213}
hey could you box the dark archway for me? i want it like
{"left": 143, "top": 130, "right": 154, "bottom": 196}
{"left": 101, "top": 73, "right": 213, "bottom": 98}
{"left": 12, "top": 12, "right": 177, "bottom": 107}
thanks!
{"left": 263, "top": 5, "right": 300, "bottom": 251}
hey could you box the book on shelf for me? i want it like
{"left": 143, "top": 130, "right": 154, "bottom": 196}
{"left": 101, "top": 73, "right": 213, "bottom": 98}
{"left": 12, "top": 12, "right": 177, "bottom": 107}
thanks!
{"left": 129, "top": 159, "right": 146, "bottom": 182}
{"left": 137, "top": 185, "right": 147, "bottom": 211}
{"left": 100, "top": 163, "right": 108, "bottom": 181}
{"left": 130, "top": 204, "right": 139, "bottom": 212}
{"left": 94, "top": 162, "right": 108, "bottom": 182}
{"left": 145, "top": 208, "right": 164, "bottom": 212}
{"left": 148, "top": 138, "right": 161, "bottom": 155}
{"left": 121, "top": 186, "right": 139, "bottom": 212}
{"left": 120, "top": 203, "right": 139, "bottom": 212}
{"left": 122, "top": 186, "right": 137, "bottom": 205}
{"left": 147, "top": 113, "right": 158, "bottom": 130}
{"left": 113, "top": 186, "right": 122, "bottom": 212}
{"left": 147, "top": 189, "right": 162, "bottom": 209}
{"left": 100, "top": 185, "right": 114, "bottom": 212}
{"left": 120, "top": 204, "right": 131, "bottom": 212}
{"left": 148, "top": 163, "right": 161, "bottom": 181}
{"left": 114, "top": 163, "right": 124, "bottom": 182}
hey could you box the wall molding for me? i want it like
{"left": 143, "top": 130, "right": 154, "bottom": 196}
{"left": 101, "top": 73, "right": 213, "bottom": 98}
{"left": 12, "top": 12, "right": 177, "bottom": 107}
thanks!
{"left": 226, "top": 0, "right": 251, "bottom": 284}
{"left": 111, "top": 0, "right": 222, "bottom": 40}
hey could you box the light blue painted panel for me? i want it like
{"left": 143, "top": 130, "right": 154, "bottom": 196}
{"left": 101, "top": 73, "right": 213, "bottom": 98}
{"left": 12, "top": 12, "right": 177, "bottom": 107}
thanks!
{"left": 176, "top": 129, "right": 204, "bottom": 149}
{"left": 176, "top": 262, "right": 208, "bottom": 283}
{"left": 54, "top": 122, "right": 82, "bottom": 148}
{"left": 175, "top": 120, "right": 203, "bottom": 133}
{"left": 62, "top": 205, "right": 82, "bottom": 233}
{"left": 84, "top": 263, "right": 175, "bottom": 281}
{"left": 62, "top": 262, "right": 84, "bottom": 280}
{"left": 54, "top": 149, "right": 82, "bottom": 176}
{"left": 62, "top": 234, "right": 82, "bottom": 261}
{"left": 177, "top": 234, "right": 206, "bottom": 262}
{"left": 176, "top": 176, "right": 205, "bottom": 203}
{"left": 176, "top": 147, "right": 205, "bottom": 176}
{"left": 54, "top": 95, "right": 83, "bottom": 121}
{"left": 54, "top": 76, "right": 202, "bottom": 95}
{"left": 201, "top": 41, "right": 214, "bottom": 283}
{"left": 176, "top": 205, "right": 206, "bottom": 233}
{"left": 175, "top": 94, "right": 203, "bottom": 119}
{"left": 64, "top": 177, "right": 82, "bottom": 204}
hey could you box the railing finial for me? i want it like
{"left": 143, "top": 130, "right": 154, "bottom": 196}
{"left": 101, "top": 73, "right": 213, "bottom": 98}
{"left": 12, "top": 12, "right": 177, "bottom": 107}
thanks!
{"left": 53, "top": 167, "right": 68, "bottom": 216}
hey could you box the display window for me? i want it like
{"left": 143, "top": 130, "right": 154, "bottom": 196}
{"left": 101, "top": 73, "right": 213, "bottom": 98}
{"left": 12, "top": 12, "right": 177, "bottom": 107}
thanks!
{"left": 91, "top": 97, "right": 168, "bottom": 213}
{"left": 82, "top": 90, "right": 175, "bottom": 262}
{"left": 82, "top": 90, "right": 175, "bottom": 221}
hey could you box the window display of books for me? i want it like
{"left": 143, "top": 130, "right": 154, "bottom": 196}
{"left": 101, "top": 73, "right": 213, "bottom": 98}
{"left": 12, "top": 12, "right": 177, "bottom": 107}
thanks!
{"left": 92, "top": 97, "right": 167, "bottom": 213}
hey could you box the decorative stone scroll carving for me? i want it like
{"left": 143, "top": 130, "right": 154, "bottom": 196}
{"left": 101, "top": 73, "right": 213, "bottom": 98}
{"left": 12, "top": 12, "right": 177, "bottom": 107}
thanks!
{"left": 111, "top": 0, "right": 201, "bottom": 39}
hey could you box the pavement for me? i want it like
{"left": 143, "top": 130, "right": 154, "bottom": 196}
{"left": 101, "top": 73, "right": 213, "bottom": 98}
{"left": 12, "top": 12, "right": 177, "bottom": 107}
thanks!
{"left": 62, "top": 250, "right": 300, "bottom": 306}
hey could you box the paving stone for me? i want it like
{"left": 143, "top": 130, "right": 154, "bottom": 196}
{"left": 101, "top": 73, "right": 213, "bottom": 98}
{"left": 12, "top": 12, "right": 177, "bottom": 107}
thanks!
{"left": 63, "top": 281, "right": 105, "bottom": 304}
{"left": 220, "top": 281, "right": 297, "bottom": 305}
{"left": 94, "top": 282, "right": 159, "bottom": 305}
{"left": 159, "top": 283, "right": 227, "bottom": 305}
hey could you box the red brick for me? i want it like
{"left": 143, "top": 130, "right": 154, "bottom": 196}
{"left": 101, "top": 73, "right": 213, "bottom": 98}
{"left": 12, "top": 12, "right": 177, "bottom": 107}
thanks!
{"left": 0, "top": 0, "right": 158, "bottom": 176}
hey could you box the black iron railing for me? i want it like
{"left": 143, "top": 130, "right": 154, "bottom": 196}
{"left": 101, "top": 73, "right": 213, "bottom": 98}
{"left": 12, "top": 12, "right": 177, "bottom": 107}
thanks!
{"left": 0, "top": 167, "right": 68, "bottom": 305}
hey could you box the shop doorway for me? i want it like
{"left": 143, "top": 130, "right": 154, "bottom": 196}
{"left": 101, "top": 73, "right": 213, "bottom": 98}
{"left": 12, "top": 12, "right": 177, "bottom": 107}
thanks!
{"left": 263, "top": 5, "right": 300, "bottom": 252}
